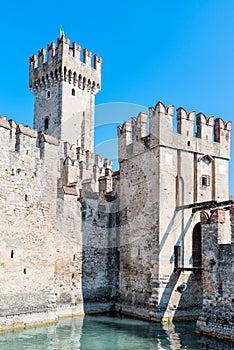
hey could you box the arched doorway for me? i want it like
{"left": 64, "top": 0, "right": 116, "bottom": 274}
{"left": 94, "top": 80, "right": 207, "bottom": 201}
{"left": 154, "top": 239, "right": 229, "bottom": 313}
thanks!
{"left": 192, "top": 223, "right": 202, "bottom": 267}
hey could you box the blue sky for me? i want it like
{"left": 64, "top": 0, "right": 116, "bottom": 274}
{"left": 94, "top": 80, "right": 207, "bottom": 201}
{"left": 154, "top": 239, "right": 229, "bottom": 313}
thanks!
{"left": 0, "top": 0, "right": 234, "bottom": 194}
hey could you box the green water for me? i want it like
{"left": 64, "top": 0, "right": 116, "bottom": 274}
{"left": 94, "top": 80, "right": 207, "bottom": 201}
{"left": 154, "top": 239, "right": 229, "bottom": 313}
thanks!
{"left": 0, "top": 314, "right": 233, "bottom": 350}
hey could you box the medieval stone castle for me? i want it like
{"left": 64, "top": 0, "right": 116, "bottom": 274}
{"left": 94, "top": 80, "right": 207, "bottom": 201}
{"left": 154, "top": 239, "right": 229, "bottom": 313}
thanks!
{"left": 0, "top": 35, "right": 233, "bottom": 342}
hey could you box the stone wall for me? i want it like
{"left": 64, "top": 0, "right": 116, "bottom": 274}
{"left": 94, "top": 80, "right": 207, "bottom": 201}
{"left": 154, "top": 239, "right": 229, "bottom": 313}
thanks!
{"left": 116, "top": 148, "right": 160, "bottom": 318}
{"left": 55, "top": 192, "right": 83, "bottom": 317}
{"left": 0, "top": 119, "right": 59, "bottom": 327}
{"left": 81, "top": 192, "right": 118, "bottom": 312}
{"left": 196, "top": 209, "right": 234, "bottom": 341}
{"left": 117, "top": 101, "right": 231, "bottom": 322}
{"left": 0, "top": 116, "right": 118, "bottom": 327}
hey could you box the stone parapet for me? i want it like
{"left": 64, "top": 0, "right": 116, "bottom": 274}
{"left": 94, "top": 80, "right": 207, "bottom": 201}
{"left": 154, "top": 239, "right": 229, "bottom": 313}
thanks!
{"left": 118, "top": 101, "right": 231, "bottom": 162}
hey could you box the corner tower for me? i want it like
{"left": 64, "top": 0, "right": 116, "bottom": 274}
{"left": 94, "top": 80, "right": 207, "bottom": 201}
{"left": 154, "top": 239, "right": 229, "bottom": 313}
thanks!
{"left": 29, "top": 35, "right": 102, "bottom": 151}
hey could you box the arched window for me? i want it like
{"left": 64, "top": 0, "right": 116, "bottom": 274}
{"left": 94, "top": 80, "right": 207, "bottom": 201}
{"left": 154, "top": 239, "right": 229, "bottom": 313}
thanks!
{"left": 87, "top": 79, "right": 91, "bottom": 91}
{"left": 73, "top": 72, "right": 77, "bottom": 85}
{"left": 68, "top": 70, "right": 72, "bottom": 84}
{"left": 64, "top": 66, "right": 67, "bottom": 81}
{"left": 192, "top": 223, "right": 202, "bottom": 267}
{"left": 44, "top": 117, "right": 49, "bottom": 131}
{"left": 83, "top": 77, "right": 86, "bottom": 90}
{"left": 78, "top": 74, "right": 82, "bottom": 88}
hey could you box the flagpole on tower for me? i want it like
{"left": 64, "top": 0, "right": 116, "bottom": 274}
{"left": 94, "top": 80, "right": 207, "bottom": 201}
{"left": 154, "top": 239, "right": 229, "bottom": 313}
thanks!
{"left": 60, "top": 25, "right": 65, "bottom": 38}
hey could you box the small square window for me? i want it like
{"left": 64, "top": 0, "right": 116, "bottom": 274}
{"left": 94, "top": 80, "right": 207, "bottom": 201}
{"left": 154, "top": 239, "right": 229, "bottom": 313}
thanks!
{"left": 201, "top": 175, "right": 210, "bottom": 187}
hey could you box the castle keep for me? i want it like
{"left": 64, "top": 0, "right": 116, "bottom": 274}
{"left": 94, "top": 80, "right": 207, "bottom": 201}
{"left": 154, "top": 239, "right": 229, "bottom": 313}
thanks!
{"left": 0, "top": 35, "right": 233, "bottom": 341}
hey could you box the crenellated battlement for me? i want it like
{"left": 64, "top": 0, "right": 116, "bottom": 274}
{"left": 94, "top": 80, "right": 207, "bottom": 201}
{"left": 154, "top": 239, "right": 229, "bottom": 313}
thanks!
{"left": 118, "top": 101, "right": 232, "bottom": 161}
{"left": 30, "top": 34, "right": 101, "bottom": 149}
{"left": 61, "top": 142, "right": 114, "bottom": 195}
{"left": 0, "top": 116, "right": 10, "bottom": 130}
{"left": 0, "top": 116, "right": 60, "bottom": 159}
{"left": 0, "top": 115, "right": 114, "bottom": 196}
{"left": 29, "top": 35, "right": 101, "bottom": 93}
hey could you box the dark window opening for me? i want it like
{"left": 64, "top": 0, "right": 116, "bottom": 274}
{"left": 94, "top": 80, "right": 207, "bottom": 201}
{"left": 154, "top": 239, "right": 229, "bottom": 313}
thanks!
{"left": 192, "top": 223, "right": 202, "bottom": 268}
{"left": 138, "top": 247, "right": 141, "bottom": 257}
{"left": 72, "top": 88, "right": 75, "bottom": 96}
{"left": 44, "top": 117, "right": 49, "bottom": 131}
{"left": 202, "top": 175, "right": 210, "bottom": 187}
{"left": 73, "top": 254, "right": 76, "bottom": 261}
{"left": 64, "top": 66, "right": 67, "bottom": 81}
{"left": 202, "top": 176, "right": 207, "bottom": 186}
{"left": 218, "top": 283, "right": 223, "bottom": 296}
{"left": 11, "top": 250, "right": 14, "bottom": 259}
{"left": 47, "top": 91, "right": 50, "bottom": 98}
{"left": 71, "top": 273, "right": 74, "bottom": 279}
{"left": 25, "top": 194, "right": 28, "bottom": 201}
{"left": 174, "top": 246, "right": 181, "bottom": 269}
{"left": 187, "top": 141, "right": 190, "bottom": 146}
{"left": 23, "top": 268, "right": 27, "bottom": 274}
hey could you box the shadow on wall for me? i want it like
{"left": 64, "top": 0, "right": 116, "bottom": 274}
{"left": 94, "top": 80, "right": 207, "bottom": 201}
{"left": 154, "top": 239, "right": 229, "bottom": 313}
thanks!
{"left": 80, "top": 193, "right": 118, "bottom": 313}
{"left": 158, "top": 270, "right": 203, "bottom": 321}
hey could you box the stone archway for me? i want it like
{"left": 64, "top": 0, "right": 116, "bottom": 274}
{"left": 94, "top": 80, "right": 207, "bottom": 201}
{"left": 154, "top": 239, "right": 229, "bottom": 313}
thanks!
{"left": 192, "top": 222, "right": 202, "bottom": 267}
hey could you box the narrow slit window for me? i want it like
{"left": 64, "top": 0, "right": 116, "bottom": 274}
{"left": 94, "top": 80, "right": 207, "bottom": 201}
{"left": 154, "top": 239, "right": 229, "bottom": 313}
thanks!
{"left": 192, "top": 223, "right": 202, "bottom": 268}
{"left": 11, "top": 250, "right": 14, "bottom": 259}
{"left": 138, "top": 247, "right": 141, "bottom": 257}
{"left": 23, "top": 268, "right": 27, "bottom": 274}
{"left": 72, "top": 88, "right": 75, "bottom": 96}
{"left": 25, "top": 194, "right": 28, "bottom": 201}
{"left": 44, "top": 117, "right": 49, "bottom": 131}
{"left": 47, "top": 91, "right": 50, "bottom": 98}
{"left": 174, "top": 246, "right": 181, "bottom": 269}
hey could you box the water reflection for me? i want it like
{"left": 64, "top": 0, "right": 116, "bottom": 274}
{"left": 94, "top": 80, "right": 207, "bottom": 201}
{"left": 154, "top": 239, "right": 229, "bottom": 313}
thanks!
{"left": 0, "top": 314, "right": 232, "bottom": 350}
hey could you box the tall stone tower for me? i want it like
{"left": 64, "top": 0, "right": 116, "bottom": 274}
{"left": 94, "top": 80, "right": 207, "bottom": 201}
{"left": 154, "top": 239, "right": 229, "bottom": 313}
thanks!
{"left": 29, "top": 35, "right": 102, "bottom": 151}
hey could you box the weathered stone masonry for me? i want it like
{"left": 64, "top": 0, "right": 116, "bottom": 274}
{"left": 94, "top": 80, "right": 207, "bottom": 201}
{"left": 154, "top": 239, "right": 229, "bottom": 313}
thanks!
{"left": 196, "top": 208, "right": 234, "bottom": 341}
{"left": 0, "top": 119, "right": 59, "bottom": 326}
{"left": 0, "top": 36, "right": 116, "bottom": 328}
{"left": 0, "top": 34, "right": 233, "bottom": 342}
{"left": 116, "top": 103, "right": 231, "bottom": 326}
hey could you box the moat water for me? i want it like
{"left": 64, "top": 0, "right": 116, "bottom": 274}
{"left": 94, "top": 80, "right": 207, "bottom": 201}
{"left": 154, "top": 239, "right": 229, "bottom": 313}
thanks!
{"left": 0, "top": 314, "right": 233, "bottom": 350}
